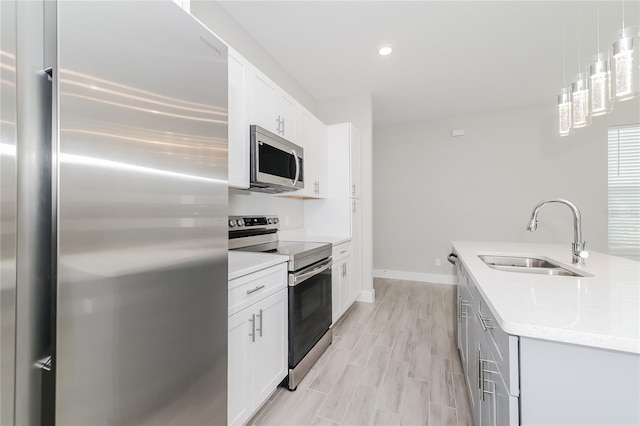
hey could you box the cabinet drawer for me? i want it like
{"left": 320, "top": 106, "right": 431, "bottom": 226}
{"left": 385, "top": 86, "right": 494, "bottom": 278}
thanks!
{"left": 229, "top": 263, "right": 287, "bottom": 316}
{"left": 332, "top": 241, "right": 351, "bottom": 261}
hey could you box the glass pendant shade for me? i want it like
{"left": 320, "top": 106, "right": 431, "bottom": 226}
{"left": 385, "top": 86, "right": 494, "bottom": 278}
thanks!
{"left": 557, "top": 88, "right": 573, "bottom": 137}
{"left": 612, "top": 27, "right": 640, "bottom": 101}
{"left": 589, "top": 53, "right": 613, "bottom": 116}
{"left": 571, "top": 73, "right": 591, "bottom": 128}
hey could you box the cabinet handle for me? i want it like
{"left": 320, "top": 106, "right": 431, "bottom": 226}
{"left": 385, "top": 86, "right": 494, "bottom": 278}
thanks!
{"left": 352, "top": 183, "right": 356, "bottom": 196}
{"left": 340, "top": 250, "right": 347, "bottom": 254}
{"left": 249, "top": 314, "right": 256, "bottom": 343}
{"left": 275, "top": 116, "right": 281, "bottom": 133}
{"left": 477, "top": 313, "right": 494, "bottom": 331}
{"left": 477, "top": 349, "right": 482, "bottom": 391}
{"left": 282, "top": 117, "right": 285, "bottom": 134}
{"left": 352, "top": 200, "right": 356, "bottom": 213}
{"left": 256, "top": 309, "right": 263, "bottom": 337}
{"left": 246, "top": 285, "right": 265, "bottom": 295}
{"left": 478, "top": 354, "right": 498, "bottom": 401}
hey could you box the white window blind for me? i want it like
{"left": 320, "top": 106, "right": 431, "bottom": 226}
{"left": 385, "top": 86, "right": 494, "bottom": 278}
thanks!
{"left": 608, "top": 124, "right": 640, "bottom": 259}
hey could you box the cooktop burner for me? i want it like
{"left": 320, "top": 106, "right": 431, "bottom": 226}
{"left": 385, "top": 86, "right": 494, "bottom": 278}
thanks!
{"left": 228, "top": 215, "right": 332, "bottom": 271}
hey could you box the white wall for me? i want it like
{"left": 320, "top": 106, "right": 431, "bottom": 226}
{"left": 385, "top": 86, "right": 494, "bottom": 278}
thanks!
{"left": 317, "top": 95, "right": 374, "bottom": 297}
{"left": 373, "top": 100, "right": 640, "bottom": 280}
{"left": 228, "top": 190, "right": 305, "bottom": 230}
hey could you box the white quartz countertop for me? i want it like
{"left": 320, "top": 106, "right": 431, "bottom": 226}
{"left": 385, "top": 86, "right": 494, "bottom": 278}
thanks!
{"left": 302, "top": 235, "right": 351, "bottom": 245}
{"left": 228, "top": 251, "right": 288, "bottom": 280}
{"left": 278, "top": 228, "right": 350, "bottom": 245}
{"left": 452, "top": 241, "right": 640, "bottom": 354}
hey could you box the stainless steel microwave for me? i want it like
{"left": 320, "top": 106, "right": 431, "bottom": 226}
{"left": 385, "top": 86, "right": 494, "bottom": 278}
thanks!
{"left": 249, "top": 125, "right": 304, "bottom": 193}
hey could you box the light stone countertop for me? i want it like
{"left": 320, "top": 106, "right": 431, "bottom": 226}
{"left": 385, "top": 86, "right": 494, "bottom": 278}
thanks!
{"left": 451, "top": 241, "right": 640, "bottom": 354}
{"left": 278, "top": 228, "right": 350, "bottom": 246}
{"left": 228, "top": 251, "right": 288, "bottom": 281}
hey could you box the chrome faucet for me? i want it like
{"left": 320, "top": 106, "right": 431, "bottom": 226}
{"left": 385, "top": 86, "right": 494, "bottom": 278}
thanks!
{"left": 526, "top": 198, "right": 589, "bottom": 265}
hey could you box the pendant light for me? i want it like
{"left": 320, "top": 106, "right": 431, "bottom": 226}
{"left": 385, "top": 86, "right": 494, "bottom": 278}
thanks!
{"left": 589, "top": 2, "right": 613, "bottom": 116}
{"left": 556, "top": 2, "right": 573, "bottom": 137}
{"left": 572, "top": 73, "right": 591, "bottom": 128}
{"left": 571, "top": 8, "right": 591, "bottom": 129}
{"left": 612, "top": 26, "right": 639, "bottom": 101}
{"left": 558, "top": 87, "right": 573, "bottom": 136}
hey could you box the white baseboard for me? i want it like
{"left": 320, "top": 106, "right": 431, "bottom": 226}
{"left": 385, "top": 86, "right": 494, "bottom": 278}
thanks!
{"left": 356, "top": 289, "right": 375, "bottom": 303}
{"left": 373, "top": 269, "right": 456, "bottom": 285}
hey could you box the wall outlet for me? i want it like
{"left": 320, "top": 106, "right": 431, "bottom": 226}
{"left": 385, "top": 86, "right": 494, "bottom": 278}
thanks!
{"left": 451, "top": 129, "right": 465, "bottom": 137}
{"left": 435, "top": 258, "right": 441, "bottom": 267}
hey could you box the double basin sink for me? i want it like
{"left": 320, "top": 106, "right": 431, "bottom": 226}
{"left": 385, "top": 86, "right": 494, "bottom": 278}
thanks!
{"left": 478, "top": 255, "right": 589, "bottom": 277}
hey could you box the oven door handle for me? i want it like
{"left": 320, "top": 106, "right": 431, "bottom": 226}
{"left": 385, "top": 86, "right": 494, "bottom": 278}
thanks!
{"left": 289, "top": 258, "right": 332, "bottom": 286}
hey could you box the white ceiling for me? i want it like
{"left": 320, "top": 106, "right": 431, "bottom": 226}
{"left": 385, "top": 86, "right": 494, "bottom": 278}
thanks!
{"left": 219, "top": 1, "right": 639, "bottom": 127}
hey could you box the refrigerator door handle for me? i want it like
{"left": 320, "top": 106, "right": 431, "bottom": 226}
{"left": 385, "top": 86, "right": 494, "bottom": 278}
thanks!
{"left": 36, "top": 356, "right": 52, "bottom": 372}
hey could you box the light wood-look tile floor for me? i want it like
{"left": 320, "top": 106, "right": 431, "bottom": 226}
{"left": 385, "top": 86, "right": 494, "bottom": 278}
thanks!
{"left": 247, "top": 278, "right": 474, "bottom": 426}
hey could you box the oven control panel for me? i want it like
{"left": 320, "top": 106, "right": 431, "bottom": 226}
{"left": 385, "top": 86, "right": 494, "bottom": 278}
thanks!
{"left": 228, "top": 215, "right": 279, "bottom": 229}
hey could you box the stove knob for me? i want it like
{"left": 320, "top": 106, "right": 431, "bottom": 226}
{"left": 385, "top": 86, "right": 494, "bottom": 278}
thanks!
{"left": 274, "top": 218, "right": 279, "bottom": 224}
{"left": 237, "top": 219, "right": 245, "bottom": 227}
{"left": 228, "top": 219, "right": 236, "bottom": 227}
{"left": 267, "top": 218, "right": 274, "bottom": 224}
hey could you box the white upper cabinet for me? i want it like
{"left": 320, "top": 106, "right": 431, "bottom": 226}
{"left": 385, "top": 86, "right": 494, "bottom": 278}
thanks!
{"left": 250, "top": 66, "right": 298, "bottom": 143}
{"left": 172, "top": 0, "right": 190, "bottom": 13}
{"left": 228, "top": 47, "right": 250, "bottom": 189}
{"left": 297, "top": 107, "right": 328, "bottom": 198}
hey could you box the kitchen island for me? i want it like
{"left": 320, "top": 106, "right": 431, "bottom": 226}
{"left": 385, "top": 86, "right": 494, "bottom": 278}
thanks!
{"left": 451, "top": 241, "right": 639, "bottom": 425}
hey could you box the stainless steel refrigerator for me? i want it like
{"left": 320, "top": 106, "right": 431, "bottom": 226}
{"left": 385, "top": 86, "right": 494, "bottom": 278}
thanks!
{"left": 0, "top": 1, "right": 228, "bottom": 424}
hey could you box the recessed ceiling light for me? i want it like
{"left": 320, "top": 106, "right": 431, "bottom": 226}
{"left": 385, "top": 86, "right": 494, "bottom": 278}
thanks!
{"left": 378, "top": 46, "right": 393, "bottom": 56}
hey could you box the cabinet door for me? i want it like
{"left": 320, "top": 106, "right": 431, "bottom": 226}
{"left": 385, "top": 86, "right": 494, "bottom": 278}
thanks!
{"left": 228, "top": 48, "right": 250, "bottom": 189}
{"left": 341, "top": 256, "right": 352, "bottom": 314}
{"left": 350, "top": 124, "right": 362, "bottom": 199}
{"left": 277, "top": 90, "right": 298, "bottom": 143}
{"left": 350, "top": 199, "right": 362, "bottom": 303}
{"left": 253, "top": 290, "right": 288, "bottom": 406}
{"left": 297, "top": 108, "right": 315, "bottom": 197}
{"left": 171, "top": 0, "right": 190, "bottom": 13}
{"left": 478, "top": 339, "right": 495, "bottom": 426}
{"left": 228, "top": 310, "right": 253, "bottom": 426}
{"left": 331, "top": 259, "right": 342, "bottom": 323}
{"left": 250, "top": 66, "right": 278, "bottom": 134}
{"left": 314, "top": 118, "right": 328, "bottom": 198}
{"left": 467, "top": 308, "right": 481, "bottom": 426}
{"left": 494, "top": 373, "right": 519, "bottom": 426}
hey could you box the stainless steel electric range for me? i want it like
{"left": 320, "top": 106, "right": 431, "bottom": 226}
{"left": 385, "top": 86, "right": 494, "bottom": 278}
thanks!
{"left": 229, "top": 215, "right": 332, "bottom": 390}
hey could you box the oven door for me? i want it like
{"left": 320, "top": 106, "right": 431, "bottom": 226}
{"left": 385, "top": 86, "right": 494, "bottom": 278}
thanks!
{"left": 288, "top": 258, "right": 332, "bottom": 368}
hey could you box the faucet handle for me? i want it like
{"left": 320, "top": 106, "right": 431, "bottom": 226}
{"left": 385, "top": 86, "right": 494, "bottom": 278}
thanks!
{"left": 579, "top": 250, "right": 590, "bottom": 259}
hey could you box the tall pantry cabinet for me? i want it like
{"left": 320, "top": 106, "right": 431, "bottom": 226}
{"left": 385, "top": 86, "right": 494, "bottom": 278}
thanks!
{"left": 305, "top": 123, "right": 362, "bottom": 304}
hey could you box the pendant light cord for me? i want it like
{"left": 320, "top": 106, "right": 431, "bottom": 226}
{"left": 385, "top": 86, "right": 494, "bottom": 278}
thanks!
{"left": 577, "top": 4, "right": 581, "bottom": 73}
{"left": 597, "top": 0, "right": 600, "bottom": 53}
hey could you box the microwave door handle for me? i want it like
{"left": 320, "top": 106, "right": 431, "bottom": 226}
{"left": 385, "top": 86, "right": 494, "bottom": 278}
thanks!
{"left": 291, "top": 149, "right": 300, "bottom": 186}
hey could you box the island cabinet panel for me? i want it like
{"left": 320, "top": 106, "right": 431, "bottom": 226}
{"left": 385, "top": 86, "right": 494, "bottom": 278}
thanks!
{"left": 519, "top": 337, "right": 640, "bottom": 426}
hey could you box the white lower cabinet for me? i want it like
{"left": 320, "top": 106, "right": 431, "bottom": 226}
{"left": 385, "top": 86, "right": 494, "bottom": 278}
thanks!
{"left": 228, "top": 267, "right": 288, "bottom": 426}
{"left": 331, "top": 241, "right": 354, "bottom": 324}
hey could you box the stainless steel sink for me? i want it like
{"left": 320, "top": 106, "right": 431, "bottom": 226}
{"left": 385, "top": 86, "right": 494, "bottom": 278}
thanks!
{"left": 478, "top": 255, "right": 588, "bottom": 277}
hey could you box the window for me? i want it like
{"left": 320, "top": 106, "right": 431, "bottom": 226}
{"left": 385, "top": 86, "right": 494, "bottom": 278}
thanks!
{"left": 608, "top": 124, "right": 640, "bottom": 260}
